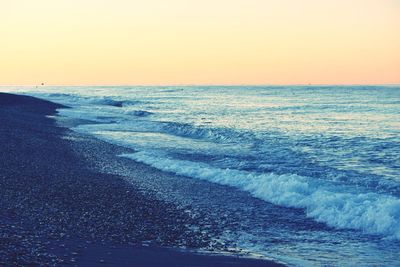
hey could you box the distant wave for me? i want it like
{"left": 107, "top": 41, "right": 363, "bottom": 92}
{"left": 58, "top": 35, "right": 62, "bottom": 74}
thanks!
{"left": 45, "top": 94, "right": 142, "bottom": 108}
{"left": 125, "top": 110, "right": 154, "bottom": 117}
{"left": 48, "top": 93, "right": 73, "bottom": 97}
{"left": 122, "top": 151, "right": 400, "bottom": 240}
{"left": 89, "top": 97, "right": 124, "bottom": 107}
{"left": 161, "top": 122, "right": 254, "bottom": 143}
{"left": 163, "top": 89, "right": 184, "bottom": 93}
{"left": 87, "top": 97, "right": 142, "bottom": 107}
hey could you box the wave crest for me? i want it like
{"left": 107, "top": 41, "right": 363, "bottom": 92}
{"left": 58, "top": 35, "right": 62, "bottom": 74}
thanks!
{"left": 122, "top": 151, "right": 400, "bottom": 240}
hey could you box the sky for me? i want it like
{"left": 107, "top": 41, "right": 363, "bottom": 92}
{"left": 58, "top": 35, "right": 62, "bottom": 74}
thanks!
{"left": 0, "top": 0, "right": 399, "bottom": 85}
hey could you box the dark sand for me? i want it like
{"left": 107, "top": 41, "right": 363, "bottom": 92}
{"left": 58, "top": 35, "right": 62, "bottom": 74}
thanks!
{"left": 0, "top": 92, "right": 283, "bottom": 266}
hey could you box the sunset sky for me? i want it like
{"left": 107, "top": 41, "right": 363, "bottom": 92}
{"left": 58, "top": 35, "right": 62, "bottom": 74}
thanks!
{"left": 1, "top": 0, "right": 399, "bottom": 85}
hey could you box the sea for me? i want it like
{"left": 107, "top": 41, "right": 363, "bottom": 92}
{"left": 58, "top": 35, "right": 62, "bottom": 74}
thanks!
{"left": 3, "top": 85, "right": 399, "bottom": 266}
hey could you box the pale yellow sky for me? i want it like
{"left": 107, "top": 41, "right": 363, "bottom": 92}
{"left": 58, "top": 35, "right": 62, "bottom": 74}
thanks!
{"left": 1, "top": 0, "right": 399, "bottom": 85}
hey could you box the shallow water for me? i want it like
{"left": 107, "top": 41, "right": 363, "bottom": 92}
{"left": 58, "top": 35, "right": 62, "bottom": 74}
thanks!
{"left": 3, "top": 85, "right": 399, "bottom": 266}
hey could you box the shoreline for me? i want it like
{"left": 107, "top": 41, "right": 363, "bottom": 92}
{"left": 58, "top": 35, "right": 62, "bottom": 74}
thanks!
{"left": 0, "top": 92, "right": 283, "bottom": 266}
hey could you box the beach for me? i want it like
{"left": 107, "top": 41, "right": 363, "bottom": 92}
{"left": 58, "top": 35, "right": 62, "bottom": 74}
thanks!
{"left": 2, "top": 0, "right": 399, "bottom": 265}
{"left": 0, "top": 92, "right": 282, "bottom": 266}
{"left": 1, "top": 85, "right": 399, "bottom": 266}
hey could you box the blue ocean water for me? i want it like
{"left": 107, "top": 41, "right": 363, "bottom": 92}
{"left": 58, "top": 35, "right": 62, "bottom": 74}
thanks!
{"left": 3, "top": 85, "right": 399, "bottom": 266}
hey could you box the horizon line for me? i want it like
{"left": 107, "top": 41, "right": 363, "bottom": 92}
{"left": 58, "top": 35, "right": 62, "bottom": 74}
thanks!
{"left": 1, "top": 83, "right": 400, "bottom": 87}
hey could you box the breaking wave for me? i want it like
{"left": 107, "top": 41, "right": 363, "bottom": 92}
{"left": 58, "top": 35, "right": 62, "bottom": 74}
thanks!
{"left": 160, "top": 122, "right": 254, "bottom": 143}
{"left": 122, "top": 151, "right": 400, "bottom": 240}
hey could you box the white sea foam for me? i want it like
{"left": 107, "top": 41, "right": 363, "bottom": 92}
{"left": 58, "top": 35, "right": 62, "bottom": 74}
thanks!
{"left": 121, "top": 151, "right": 400, "bottom": 240}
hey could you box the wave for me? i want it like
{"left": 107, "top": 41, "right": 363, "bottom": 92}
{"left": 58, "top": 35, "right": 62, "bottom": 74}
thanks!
{"left": 43, "top": 93, "right": 143, "bottom": 108}
{"left": 121, "top": 151, "right": 400, "bottom": 240}
{"left": 48, "top": 93, "right": 73, "bottom": 98}
{"left": 86, "top": 97, "right": 143, "bottom": 107}
{"left": 161, "top": 122, "right": 254, "bottom": 143}
{"left": 125, "top": 110, "right": 154, "bottom": 117}
{"left": 163, "top": 88, "right": 184, "bottom": 93}
{"left": 88, "top": 97, "right": 124, "bottom": 107}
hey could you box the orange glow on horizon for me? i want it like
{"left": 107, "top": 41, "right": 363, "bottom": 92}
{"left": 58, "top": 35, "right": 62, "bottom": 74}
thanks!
{"left": 0, "top": 0, "right": 399, "bottom": 85}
